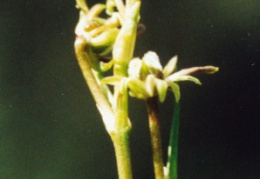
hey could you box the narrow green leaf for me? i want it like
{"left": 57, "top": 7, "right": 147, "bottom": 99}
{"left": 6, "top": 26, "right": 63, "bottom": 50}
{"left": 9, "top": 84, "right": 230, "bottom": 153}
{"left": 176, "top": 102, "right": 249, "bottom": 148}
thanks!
{"left": 166, "top": 101, "right": 180, "bottom": 179}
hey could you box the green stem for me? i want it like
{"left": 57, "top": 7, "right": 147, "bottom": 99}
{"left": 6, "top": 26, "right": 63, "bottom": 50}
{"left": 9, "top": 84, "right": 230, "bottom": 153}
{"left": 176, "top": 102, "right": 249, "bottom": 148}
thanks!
{"left": 74, "top": 36, "right": 119, "bottom": 135}
{"left": 74, "top": 37, "right": 114, "bottom": 124}
{"left": 75, "top": 36, "right": 133, "bottom": 178}
{"left": 111, "top": 127, "right": 132, "bottom": 179}
{"left": 146, "top": 97, "right": 164, "bottom": 179}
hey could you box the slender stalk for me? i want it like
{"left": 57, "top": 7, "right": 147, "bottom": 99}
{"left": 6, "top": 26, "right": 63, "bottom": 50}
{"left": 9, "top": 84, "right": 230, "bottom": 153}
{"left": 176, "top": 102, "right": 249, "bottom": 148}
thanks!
{"left": 75, "top": 36, "right": 133, "bottom": 178}
{"left": 146, "top": 97, "right": 164, "bottom": 179}
{"left": 74, "top": 37, "right": 114, "bottom": 123}
{"left": 112, "top": 80, "right": 133, "bottom": 179}
{"left": 111, "top": 127, "right": 132, "bottom": 179}
{"left": 75, "top": 1, "right": 141, "bottom": 178}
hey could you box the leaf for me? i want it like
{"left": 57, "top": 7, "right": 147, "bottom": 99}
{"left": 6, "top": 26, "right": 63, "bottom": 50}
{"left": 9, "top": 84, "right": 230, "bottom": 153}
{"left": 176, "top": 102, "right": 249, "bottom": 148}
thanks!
{"left": 165, "top": 101, "right": 180, "bottom": 179}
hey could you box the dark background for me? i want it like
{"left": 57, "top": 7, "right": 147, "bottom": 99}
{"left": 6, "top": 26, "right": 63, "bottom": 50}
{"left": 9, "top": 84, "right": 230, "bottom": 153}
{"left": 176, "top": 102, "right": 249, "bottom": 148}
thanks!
{"left": 0, "top": 0, "right": 259, "bottom": 178}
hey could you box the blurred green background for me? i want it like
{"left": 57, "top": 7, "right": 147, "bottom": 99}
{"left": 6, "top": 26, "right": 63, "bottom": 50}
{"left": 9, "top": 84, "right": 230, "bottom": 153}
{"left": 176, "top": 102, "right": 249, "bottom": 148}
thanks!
{"left": 0, "top": 0, "right": 259, "bottom": 178}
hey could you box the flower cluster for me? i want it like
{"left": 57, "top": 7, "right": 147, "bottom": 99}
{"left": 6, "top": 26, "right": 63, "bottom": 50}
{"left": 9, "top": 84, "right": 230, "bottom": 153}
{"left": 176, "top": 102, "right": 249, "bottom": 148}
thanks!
{"left": 75, "top": 0, "right": 141, "bottom": 73}
{"left": 102, "top": 51, "right": 219, "bottom": 102}
{"left": 75, "top": 0, "right": 121, "bottom": 57}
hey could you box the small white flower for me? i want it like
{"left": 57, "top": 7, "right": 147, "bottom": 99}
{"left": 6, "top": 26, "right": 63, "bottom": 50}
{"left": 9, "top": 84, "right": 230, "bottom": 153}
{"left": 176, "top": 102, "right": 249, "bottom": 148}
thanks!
{"left": 143, "top": 51, "right": 163, "bottom": 72}
{"left": 102, "top": 51, "right": 219, "bottom": 102}
{"left": 128, "top": 58, "right": 143, "bottom": 78}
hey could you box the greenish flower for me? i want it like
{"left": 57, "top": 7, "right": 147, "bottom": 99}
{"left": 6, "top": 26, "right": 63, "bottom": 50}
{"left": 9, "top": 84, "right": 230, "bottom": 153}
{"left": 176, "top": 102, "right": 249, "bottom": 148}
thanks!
{"left": 75, "top": 2, "right": 121, "bottom": 57}
{"left": 102, "top": 51, "right": 218, "bottom": 102}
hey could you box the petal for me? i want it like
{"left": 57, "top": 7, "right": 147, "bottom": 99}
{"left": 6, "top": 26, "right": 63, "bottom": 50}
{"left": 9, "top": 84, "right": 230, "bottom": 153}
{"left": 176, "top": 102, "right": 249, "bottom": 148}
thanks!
{"left": 167, "top": 81, "right": 180, "bottom": 102}
{"left": 166, "top": 75, "right": 202, "bottom": 85}
{"left": 101, "top": 76, "right": 123, "bottom": 85}
{"left": 172, "top": 66, "right": 219, "bottom": 77}
{"left": 145, "top": 74, "right": 157, "bottom": 97}
{"left": 155, "top": 79, "right": 168, "bottom": 102}
{"left": 86, "top": 4, "right": 106, "bottom": 20}
{"left": 143, "top": 51, "right": 163, "bottom": 72}
{"left": 163, "top": 55, "right": 178, "bottom": 78}
{"left": 76, "top": 0, "right": 89, "bottom": 12}
{"left": 203, "top": 66, "right": 219, "bottom": 74}
{"left": 90, "top": 28, "right": 119, "bottom": 56}
{"left": 129, "top": 91, "right": 147, "bottom": 100}
{"left": 127, "top": 77, "right": 149, "bottom": 99}
{"left": 106, "top": 0, "right": 116, "bottom": 15}
{"left": 100, "top": 59, "right": 114, "bottom": 71}
{"left": 128, "top": 58, "right": 143, "bottom": 78}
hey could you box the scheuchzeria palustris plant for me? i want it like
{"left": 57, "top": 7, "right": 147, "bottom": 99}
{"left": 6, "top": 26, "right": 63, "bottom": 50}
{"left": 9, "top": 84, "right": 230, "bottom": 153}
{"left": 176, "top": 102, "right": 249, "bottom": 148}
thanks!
{"left": 74, "top": 0, "right": 219, "bottom": 179}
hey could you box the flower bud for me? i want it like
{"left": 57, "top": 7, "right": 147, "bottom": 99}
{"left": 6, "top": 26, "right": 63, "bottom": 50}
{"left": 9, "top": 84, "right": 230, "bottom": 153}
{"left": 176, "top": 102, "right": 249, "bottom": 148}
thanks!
{"left": 90, "top": 28, "right": 119, "bottom": 56}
